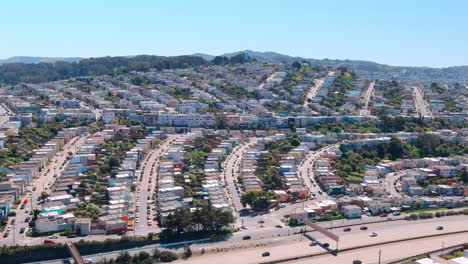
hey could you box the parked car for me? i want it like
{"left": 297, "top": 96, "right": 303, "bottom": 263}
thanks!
{"left": 380, "top": 213, "right": 388, "bottom": 217}
{"left": 67, "top": 234, "right": 77, "bottom": 238}
{"left": 275, "top": 225, "right": 283, "bottom": 228}
{"left": 343, "top": 227, "right": 351, "bottom": 232}
{"left": 360, "top": 226, "right": 368, "bottom": 230}
{"left": 323, "top": 243, "right": 330, "bottom": 248}
{"left": 49, "top": 235, "right": 58, "bottom": 239}
{"left": 20, "top": 227, "right": 25, "bottom": 234}
{"left": 309, "top": 241, "right": 318, "bottom": 246}
{"left": 262, "top": 252, "right": 270, "bottom": 257}
{"left": 242, "top": 235, "right": 251, "bottom": 240}
{"left": 436, "top": 226, "right": 444, "bottom": 230}
{"left": 3, "top": 232, "right": 9, "bottom": 238}
{"left": 370, "top": 232, "right": 378, "bottom": 237}
{"left": 44, "top": 239, "right": 56, "bottom": 244}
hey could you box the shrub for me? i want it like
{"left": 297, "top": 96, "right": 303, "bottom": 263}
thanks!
{"left": 159, "top": 251, "right": 178, "bottom": 262}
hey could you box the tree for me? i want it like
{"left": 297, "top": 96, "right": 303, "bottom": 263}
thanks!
{"left": 458, "top": 167, "right": 468, "bottom": 184}
{"left": 292, "top": 61, "right": 302, "bottom": 69}
{"left": 108, "top": 156, "right": 120, "bottom": 168}
{"left": 40, "top": 191, "right": 49, "bottom": 201}
{"left": 387, "top": 137, "right": 404, "bottom": 160}
{"left": 415, "top": 134, "right": 441, "bottom": 156}
{"left": 183, "top": 245, "right": 192, "bottom": 259}
{"left": 159, "top": 251, "right": 178, "bottom": 262}
{"left": 241, "top": 190, "right": 278, "bottom": 210}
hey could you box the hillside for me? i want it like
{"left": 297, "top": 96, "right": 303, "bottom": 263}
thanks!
{"left": 0, "top": 56, "right": 81, "bottom": 64}
{"left": 191, "top": 50, "right": 468, "bottom": 82}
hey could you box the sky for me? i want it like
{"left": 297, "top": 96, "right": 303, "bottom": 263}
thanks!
{"left": 1, "top": 0, "right": 467, "bottom": 67}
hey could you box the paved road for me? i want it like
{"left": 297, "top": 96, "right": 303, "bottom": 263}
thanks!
{"left": 133, "top": 135, "right": 179, "bottom": 236}
{"left": 26, "top": 214, "right": 468, "bottom": 264}
{"left": 413, "top": 85, "right": 433, "bottom": 118}
{"left": 180, "top": 215, "right": 468, "bottom": 264}
{"left": 359, "top": 81, "right": 375, "bottom": 116}
{"left": 297, "top": 144, "right": 339, "bottom": 199}
{"left": 1, "top": 134, "right": 91, "bottom": 246}
{"left": 222, "top": 138, "right": 260, "bottom": 214}
{"left": 303, "top": 71, "right": 334, "bottom": 110}
{"left": 384, "top": 171, "right": 406, "bottom": 198}
{"left": 258, "top": 72, "right": 281, "bottom": 90}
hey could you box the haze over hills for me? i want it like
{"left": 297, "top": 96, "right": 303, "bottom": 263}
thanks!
{"left": 1, "top": 50, "right": 467, "bottom": 81}
{"left": 0, "top": 56, "right": 81, "bottom": 65}
{"left": 192, "top": 50, "right": 468, "bottom": 82}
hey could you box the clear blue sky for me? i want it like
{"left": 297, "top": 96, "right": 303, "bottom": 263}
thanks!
{"left": 1, "top": 0, "right": 467, "bottom": 67}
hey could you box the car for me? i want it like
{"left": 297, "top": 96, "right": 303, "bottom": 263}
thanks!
{"left": 62, "top": 259, "right": 72, "bottom": 264}
{"left": 67, "top": 234, "right": 77, "bottom": 238}
{"left": 147, "top": 222, "right": 152, "bottom": 226}
{"left": 20, "top": 227, "right": 25, "bottom": 234}
{"left": 275, "top": 224, "right": 283, "bottom": 228}
{"left": 380, "top": 213, "right": 388, "bottom": 217}
{"left": 309, "top": 241, "right": 318, "bottom": 246}
{"left": 3, "top": 232, "right": 9, "bottom": 238}
{"left": 242, "top": 235, "right": 251, "bottom": 240}
{"left": 258, "top": 219, "right": 265, "bottom": 224}
{"left": 25, "top": 217, "right": 31, "bottom": 222}
{"left": 436, "top": 226, "right": 444, "bottom": 230}
{"left": 10, "top": 219, "right": 15, "bottom": 225}
{"left": 370, "top": 232, "right": 378, "bottom": 237}
{"left": 44, "top": 239, "right": 56, "bottom": 244}
{"left": 7, "top": 226, "right": 11, "bottom": 231}
{"left": 261, "top": 252, "right": 270, "bottom": 257}
{"left": 353, "top": 260, "right": 362, "bottom": 264}
{"left": 360, "top": 226, "right": 368, "bottom": 230}
{"left": 323, "top": 243, "right": 330, "bottom": 248}
{"left": 343, "top": 227, "right": 351, "bottom": 232}
{"left": 49, "top": 235, "right": 59, "bottom": 239}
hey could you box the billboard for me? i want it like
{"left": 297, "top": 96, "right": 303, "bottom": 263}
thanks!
{"left": 305, "top": 220, "right": 339, "bottom": 242}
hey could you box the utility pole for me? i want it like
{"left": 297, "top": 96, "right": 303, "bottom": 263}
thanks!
{"left": 378, "top": 249, "right": 382, "bottom": 264}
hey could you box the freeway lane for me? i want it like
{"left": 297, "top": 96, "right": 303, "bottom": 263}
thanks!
{"left": 24, "top": 215, "right": 468, "bottom": 264}
{"left": 180, "top": 215, "right": 468, "bottom": 264}
{"left": 288, "top": 232, "right": 467, "bottom": 264}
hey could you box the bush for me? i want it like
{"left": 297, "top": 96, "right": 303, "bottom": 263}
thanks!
{"left": 159, "top": 251, "right": 178, "bottom": 262}
{"left": 418, "top": 213, "right": 434, "bottom": 219}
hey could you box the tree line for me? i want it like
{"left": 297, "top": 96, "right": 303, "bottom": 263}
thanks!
{"left": 160, "top": 204, "right": 234, "bottom": 241}
{"left": 0, "top": 54, "right": 259, "bottom": 85}
{"left": 0, "top": 55, "right": 208, "bottom": 85}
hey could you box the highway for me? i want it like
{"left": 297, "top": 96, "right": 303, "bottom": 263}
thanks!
{"left": 179, "top": 215, "right": 468, "bottom": 264}
{"left": 359, "top": 80, "right": 375, "bottom": 116}
{"left": 0, "top": 133, "right": 91, "bottom": 246}
{"left": 133, "top": 135, "right": 179, "bottom": 236}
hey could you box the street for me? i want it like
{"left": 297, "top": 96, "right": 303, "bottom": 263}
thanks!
{"left": 1, "top": 133, "right": 92, "bottom": 246}
{"left": 132, "top": 134, "right": 180, "bottom": 236}
{"left": 412, "top": 85, "right": 433, "bottom": 118}
{"left": 359, "top": 80, "right": 375, "bottom": 116}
